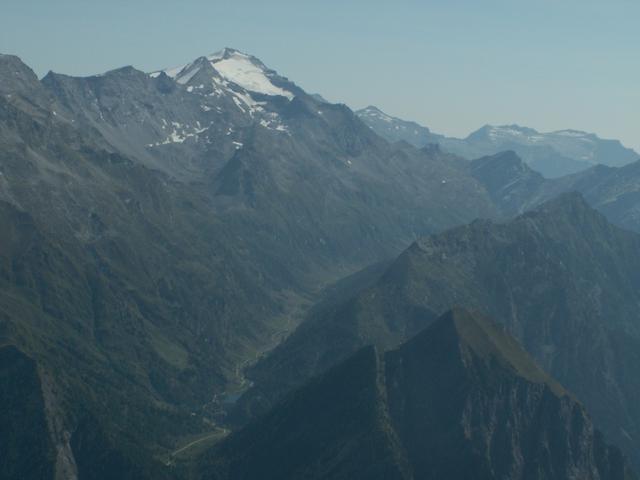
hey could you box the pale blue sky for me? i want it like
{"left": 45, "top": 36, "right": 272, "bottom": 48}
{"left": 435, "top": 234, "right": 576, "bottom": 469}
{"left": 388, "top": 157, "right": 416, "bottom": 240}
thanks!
{"left": 1, "top": 0, "right": 638, "bottom": 150}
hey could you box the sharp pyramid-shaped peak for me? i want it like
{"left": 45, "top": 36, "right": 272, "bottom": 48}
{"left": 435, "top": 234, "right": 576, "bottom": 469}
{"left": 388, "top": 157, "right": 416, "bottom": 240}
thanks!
{"left": 402, "top": 309, "right": 568, "bottom": 396}
{"left": 172, "top": 56, "right": 223, "bottom": 85}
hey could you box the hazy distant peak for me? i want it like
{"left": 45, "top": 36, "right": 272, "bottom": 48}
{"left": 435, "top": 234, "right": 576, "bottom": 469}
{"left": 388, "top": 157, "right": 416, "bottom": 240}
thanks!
{"left": 357, "top": 105, "right": 401, "bottom": 123}
{"left": 467, "top": 124, "right": 540, "bottom": 141}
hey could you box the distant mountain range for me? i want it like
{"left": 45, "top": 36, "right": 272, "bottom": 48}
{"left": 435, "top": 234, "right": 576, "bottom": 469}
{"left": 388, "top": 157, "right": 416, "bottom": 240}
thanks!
{"left": 356, "top": 105, "right": 639, "bottom": 178}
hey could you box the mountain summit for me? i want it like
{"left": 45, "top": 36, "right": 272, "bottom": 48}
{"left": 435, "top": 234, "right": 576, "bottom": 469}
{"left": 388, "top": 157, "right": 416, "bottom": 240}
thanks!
{"left": 152, "top": 47, "right": 298, "bottom": 99}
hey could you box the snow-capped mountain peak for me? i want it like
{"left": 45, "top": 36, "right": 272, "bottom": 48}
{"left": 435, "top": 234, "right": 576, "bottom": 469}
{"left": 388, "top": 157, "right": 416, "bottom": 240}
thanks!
{"left": 152, "top": 48, "right": 295, "bottom": 100}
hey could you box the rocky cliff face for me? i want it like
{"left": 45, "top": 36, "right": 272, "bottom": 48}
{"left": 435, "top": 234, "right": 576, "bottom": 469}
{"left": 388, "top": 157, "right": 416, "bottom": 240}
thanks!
{"left": 198, "top": 310, "right": 635, "bottom": 480}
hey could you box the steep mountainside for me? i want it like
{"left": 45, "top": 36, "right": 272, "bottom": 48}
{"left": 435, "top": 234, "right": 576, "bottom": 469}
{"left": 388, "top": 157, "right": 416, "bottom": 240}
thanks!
{"left": 238, "top": 193, "right": 640, "bottom": 468}
{"left": 0, "top": 346, "right": 56, "bottom": 480}
{"left": 0, "top": 50, "right": 500, "bottom": 476}
{"left": 356, "top": 106, "right": 638, "bottom": 178}
{"left": 199, "top": 310, "right": 635, "bottom": 480}
{"left": 469, "top": 150, "right": 547, "bottom": 216}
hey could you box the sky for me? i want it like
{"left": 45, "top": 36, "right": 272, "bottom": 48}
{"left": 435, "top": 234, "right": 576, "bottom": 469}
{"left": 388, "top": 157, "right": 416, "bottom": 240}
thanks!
{"left": 1, "top": 0, "right": 638, "bottom": 150}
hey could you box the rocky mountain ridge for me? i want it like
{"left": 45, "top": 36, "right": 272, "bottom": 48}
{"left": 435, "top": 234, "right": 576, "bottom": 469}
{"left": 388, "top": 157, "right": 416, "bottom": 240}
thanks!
{"left": 196, "top": 310, "right": 635, "bottom": 480}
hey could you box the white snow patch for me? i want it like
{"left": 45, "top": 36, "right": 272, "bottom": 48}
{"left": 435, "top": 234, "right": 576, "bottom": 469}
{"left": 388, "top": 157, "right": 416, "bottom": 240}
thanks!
{"left": 228, "top": 89, "right": 267, "bottom": 116}
{"left": 155, "top": 49, "right": 293, "bottom": 98}
{"left": 147, "top": 123, "right": 210, "bottom": 147}
{"left": 208, "top": 50, "right": 294, "bottom": 99}
{"left": 259, "top": 118, "right": 289, "bottom": 133}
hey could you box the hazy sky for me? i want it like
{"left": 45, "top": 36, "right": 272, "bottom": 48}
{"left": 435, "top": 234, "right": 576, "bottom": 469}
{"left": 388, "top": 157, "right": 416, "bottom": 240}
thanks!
{"left": 2, "top": 0, "right": 638, "bottom": 150}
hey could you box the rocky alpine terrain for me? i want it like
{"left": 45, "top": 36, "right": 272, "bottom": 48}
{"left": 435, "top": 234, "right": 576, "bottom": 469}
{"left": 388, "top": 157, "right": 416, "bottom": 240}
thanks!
{"left": 2, "top": 46, "right": 640, "bottom": 479}
{"left": 0, "top": 49, "right": 499, "bottom": 478}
